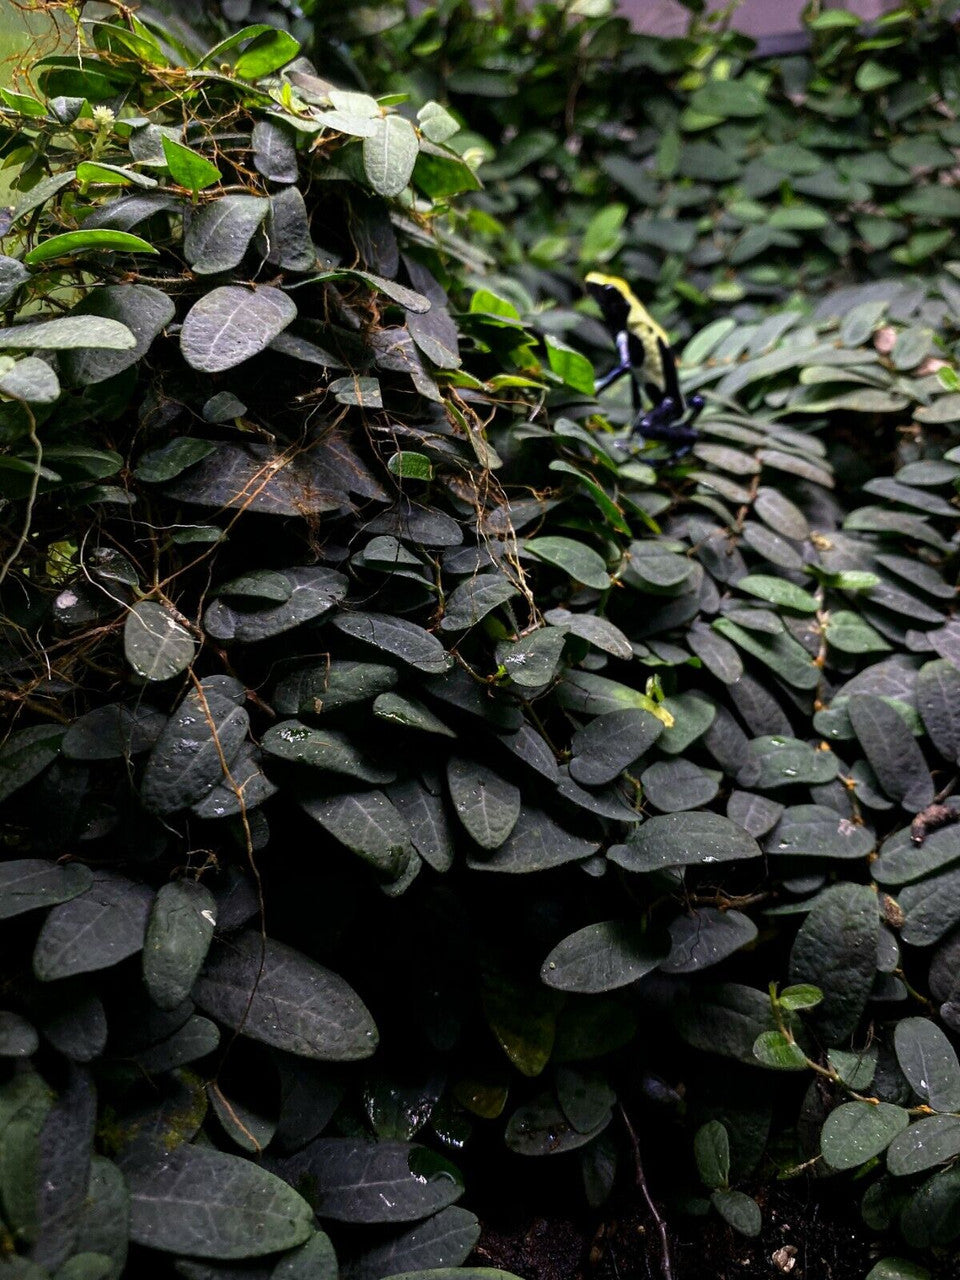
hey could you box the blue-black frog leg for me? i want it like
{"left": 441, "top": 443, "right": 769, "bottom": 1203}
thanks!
{"left": 594, "top": 329, "right": 641, "bottom": 411}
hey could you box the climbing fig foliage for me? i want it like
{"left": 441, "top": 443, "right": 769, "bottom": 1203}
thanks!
{"left": 0, "top": 9, "right": 958, "bottom": 1279}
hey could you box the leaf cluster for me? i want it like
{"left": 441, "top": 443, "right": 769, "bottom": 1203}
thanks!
{"left": 0, "top": 6, "right": 958, "bottom": 1279}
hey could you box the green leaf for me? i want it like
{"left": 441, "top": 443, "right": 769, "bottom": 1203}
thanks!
{"left": 496, "top": 627, "right": 566, "bottom": 690}
{"left": 467, "top": 807, "right": 598, "bottom": 874}
{"left": 331, "top": 375, "right": 382, "bottom": 407}
{"left": 917, "top": 660, "right": 960, "bottom": 765}
{"left": 387, "top": 451, "right": 433, "bottom": 480}
{"left": 23, "top": 230, "right": 158, "bottom": 266}
{"left": 752, "top": 1030, "right": 809, "bottom": 1071}
{"left": 134, "top": 436, "right": 217, "bottom": 483}
{"left": 440, "top": 575, "right": 518, "bottom": 632}
{"left": 364, "top": 115, "right": 419, "bottom": 197}
{"left": 180, "top": 285, "right": 297, "bottom": 372}
{"left": 0, "top": 1012, "right": 38, "bottom": 1058}
{"left": 865, "top": 1261, "right": 931, "bottom": 1280}
{"left": 124, "top": 1142, "right": 313, "bottom": 1257}
{"left": 417, "top": 101, "right": 460, "bottom": 144}
{"left": 195, "top": 931, "right": 377, "bottom": 1060}
{"left": 893, "top": 1017, "right": 960, "bottom": 1112}
{"left": 0, "top": 727, "right": 63, "bottom": 803}
{"left": 821, "top": 1102, "right": 909, "bottom": 1171}
{"left": 0, "top": 316, "right": 135, "bottom": 352}
{"left": 609, "top": 811, "right": 760, "bottom": 873}
{"left": 828, "top": 1047, "right": 877, "bottom": 1090}
{"left": 779, "top": 984, "right": 823, "bottom": 1011}
{"left": 124, "top": 601, "right": 195, "bottom": 682}
{"left": 63, "top": 704, "right": 165, "bottom": 761}
{"left": 540, "top": 921, "right": 666, "bottom": 994}
{"left": 900, "top": 1164, "right": 960, "bottom": 1247}
{"left": 205, "top": 567, "right": 346, "bottom": 644}
{"left": 713, "top": 620, "right": 820, "bottom": 691}
{"left": 525, "top": 536, "right": 610, "bottom": 590}
{"left": 0, "top": 357, "right": 59, "bottom": 404}
{"left": 545, "top": 337, "right": 595, "bottom": 394}
{"left": 273, "top": 1231, "right": 338, "bottom": 1280}
{"left": 161, "top": 135, "right": 221, "bottom": 191}
{"left": 855, "top": 59, "right": 900, "bottom": 92}
{"left": 233, "top": 27, "right": 299, "bottom": 77}
{"left": 580, "top": 203, "right": 627, "bottom": 264}
{"left": 737, "top": 574, "right": 818, "bottom": 613}
{"left": 694, "top": 1120, "right": 729, "bottom": 1189}
{"left": 61, "top": 284, "right": 175, "bottom": 386}
{"left": 143, "top": 880, "right": 217, "bottom": 1010}
{"left": 745, "top": 736, "right": 839, "bottom": 789}
{"left": 689, "top": 80, "right": 766, "bottom": 118}
{"left": 825, "top": 610, "right": 890, "bottom": 654}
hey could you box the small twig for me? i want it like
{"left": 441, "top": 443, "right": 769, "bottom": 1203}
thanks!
{"left": 619, "top": 1102, "right": 674, "bottom": 1280}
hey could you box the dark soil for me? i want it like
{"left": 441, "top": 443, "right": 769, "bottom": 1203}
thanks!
{"left": 472, "top": 1181, "right": 960, "bottom": 1280}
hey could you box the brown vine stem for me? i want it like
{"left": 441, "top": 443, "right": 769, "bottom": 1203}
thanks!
{"left": 619, "top": 1102, "right": 674, "bottom": 1280}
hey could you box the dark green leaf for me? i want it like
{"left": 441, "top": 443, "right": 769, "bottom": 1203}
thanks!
{"left": 505, "top": 1094, "right": 609, "bottom": 1156}
{"left": 569, "top": 709, "right": 662, "bottom": 787}
{"left": 61, "top": 285, "right": 175, "bottom": 385}
{"left": 821, "top": 1102, "right": 909, "bottom": 1171}
{"left": 333, "top": 613, "right": 450, "bottom": 674}
{"left": 789, "top": 883, "right": 878, "bottom": 1044}
{"left": 124, "top": 1143, "right": 313, "bottom": 1258}
{"left": 33, "top": 872, "right": 152, "bottom": 981}
{"left": 694, "top": 1120, "right": 729, "bottom": 1190}
{"left": 343, "top": 1207, "right": 479, "bottom": 1280}
{"left": 661, "top": 908, "right": 757, "bottom": 974}
{"left": 447, "top": 758, "right": 520, "bottom": 849}
{"left": 275, "top": 1139, "right": 462, "bottom": 1223}
{"left": 0, "top": 859, "right": 91, "bottom": 922}
{"left": 300, "top": 791, "right": 414, "bottom": 878}
{"left": 609, "top": 812, "right": 760, "bottom": 873}
{"left": 184, "top": 195, "right": 269, "bottom": 274}
{"left": 887, "top": 1114, "right": 960, "bottom": 1176}
{"left": 195, "top": 931, "right": 377, "bottom": 1060}
{"left": 140, "top": 687, "right": 249, "bottom": 814}
{"left": 893, "top": 1017, "right": 960, "bottom": 1112}
{"left": 467, "top": 808, "right": 598, "bottom": 873}
{"left": 848, "top": 694, "right": 933, "bottom": 809}
{"left": 711, "top": 1189, "right": 761, "bottom": 1237}
{"left": 143, "top": 880, "right": 217, "bottom": 1010}
{"left": 180, "top": 286, "right": 297, "bottom": 372}
{"left": 124, "top": 601, "right": 195, "bottom": 682}
{"left": 541, "top": 921, "right": 666, "bottom": 994}
{"left": 263, "top": 721, "right": 394, "bottom": 783}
